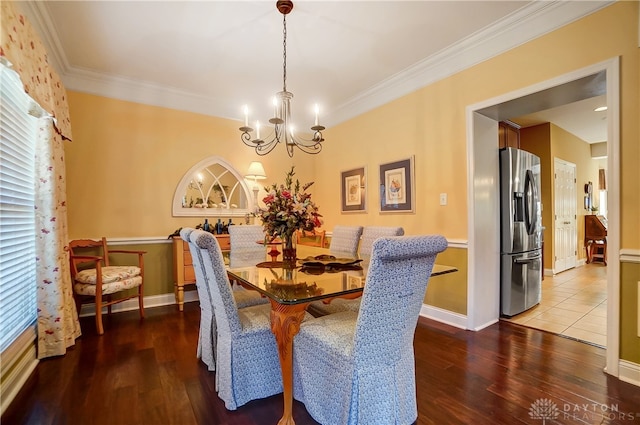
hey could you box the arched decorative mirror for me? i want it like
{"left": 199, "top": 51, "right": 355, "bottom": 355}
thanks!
{"left": 172, "top": 156, "right": 254, "bottom": 217}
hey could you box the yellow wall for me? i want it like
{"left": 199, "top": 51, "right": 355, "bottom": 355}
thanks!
{"left": 65, "top": 92, "right": 318, "bottom": 239}
{"left": 551, "top": 124, "right": 602, "bottom": 261}
{"left": 63, "top": 2, "right": 639, "bottom": 362}
{"left": 520, "top": 124, "right": 553, "bottom": 268}
{"left": 521, "top": 124, "right": 606, "bottom": 267}
{"left": 620, "top": 262, "right": 640, "bottom": 363}
{"left": 316, "top": 2, "right": 638, "bottom": 249}
{"left": 309, "top": 1, "right": 638, "bottom": 361}
{"left": 425, "top": 247, "right": 468, "bottom": 315}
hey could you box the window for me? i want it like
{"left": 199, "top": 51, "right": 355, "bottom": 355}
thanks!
{"left": 0, "top": 59, "right": 38, "bottom": 354}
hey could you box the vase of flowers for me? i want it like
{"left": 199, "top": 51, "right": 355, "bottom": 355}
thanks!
{"left": 281, "top": 232, "right": 297, "bottom": 264}
{"left": 259, "top": 166, "right": 323, "bottom": 264}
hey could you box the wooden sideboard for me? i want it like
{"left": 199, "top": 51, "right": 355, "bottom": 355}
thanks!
{"left": 172, "top": 234, "right": 230, "bottom": 311}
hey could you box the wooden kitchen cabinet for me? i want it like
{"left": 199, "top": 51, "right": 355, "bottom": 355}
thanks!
{"left": 172, "top": 234, "right": 230, "bottom": 311}
{"left": 499, "top": 121, "right": 521, "bottom": 149}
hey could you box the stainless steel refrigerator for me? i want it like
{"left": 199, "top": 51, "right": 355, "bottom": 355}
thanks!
{"left": 499, "top": 147, "right": 543, "bottom": 317}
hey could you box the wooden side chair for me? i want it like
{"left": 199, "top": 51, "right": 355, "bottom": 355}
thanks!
{"left": 68, "top": 237, "right": 145, "bottom": 335}
{"left": 296, "top": 229, "right": 326, "bottom": 248}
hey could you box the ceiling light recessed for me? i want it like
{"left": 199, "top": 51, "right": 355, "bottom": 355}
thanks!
{"left": 594, "top": 106, "right": 607, "bottom": 112}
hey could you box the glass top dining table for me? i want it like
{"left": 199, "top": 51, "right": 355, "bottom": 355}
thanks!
{"left": 227, "top": 245, "right": 458, "bottom": 305}
{"left": 225, "top": 243, "right": 457, "bottom": 425}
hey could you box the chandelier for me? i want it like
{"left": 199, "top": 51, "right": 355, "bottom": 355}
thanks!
{"left": 239, "top": 0, "right": 325, "bottom": 157}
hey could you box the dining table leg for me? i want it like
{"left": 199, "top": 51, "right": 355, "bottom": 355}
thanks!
{"left": 269, "top": 300, "right": 309, "bottom": 425}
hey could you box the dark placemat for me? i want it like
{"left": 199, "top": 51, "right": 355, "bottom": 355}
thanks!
{"left": 256, "top": 261, "right": 299, "bottom": 269}
{"left": 300, "top": 263, "right": 363, "bottom": 274}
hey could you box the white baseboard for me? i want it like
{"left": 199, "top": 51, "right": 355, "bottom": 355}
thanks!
{"left": 618, "top": 360, "right": 640, "bottom": 387}
{"left": 420, "top": 304, "right": 468, "bottom": 329}
{"left": 79, "top": 291, "right": 199, "bottom": 317}
{"left": 81, "top": 292, "right": 472, "bottom": 334}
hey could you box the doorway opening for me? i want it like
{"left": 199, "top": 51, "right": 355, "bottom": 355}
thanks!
{"left": 465, "top": 57, "right": 620, "bottom": 376}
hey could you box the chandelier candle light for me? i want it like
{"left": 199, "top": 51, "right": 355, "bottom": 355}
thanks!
{"left": 239, "top": 0, "right": 325, "bottom": 157}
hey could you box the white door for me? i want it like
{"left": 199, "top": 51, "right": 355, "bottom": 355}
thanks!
{"left": 553, "top": 158, "right": 577, "bottom": 273}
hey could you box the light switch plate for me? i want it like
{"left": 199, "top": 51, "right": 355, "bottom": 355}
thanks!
{"left": 439, "top": 193, "right": 447, "bottom": 206}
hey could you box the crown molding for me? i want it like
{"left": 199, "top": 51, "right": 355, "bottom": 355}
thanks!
{"left": 325, "top": 0, "right": 613, "bottom": 126}
{"left": 18, "top": 2, "right": 69, "bottom": 75}
{"left": 20, "top": 1, "right": 613, "bottom": 125}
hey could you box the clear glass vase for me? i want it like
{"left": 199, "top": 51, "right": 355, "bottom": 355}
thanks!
{"left": 281, "top": 232, "right": 297, "bottom": 265}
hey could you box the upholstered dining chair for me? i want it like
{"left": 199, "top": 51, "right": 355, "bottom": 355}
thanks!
{"left": 328, "top": 225, "right": 363, "bottom": 257}
{"left": 180, "top": 228, "right": 266, "bottom": 372}
{"left": 228, "top": 224, "right": 264, "bottom": 251}
{"left": 293, "top": 235, "right": 448, "bottom": 425}
{"left": 191, "top": 229, "right": 313, "bottom": 410}
{"left": 358, "top": 225, "right": 405, "bottom": 258}
{"left": 308, "top": 226, "right": 406, "bottom": 317}
{"left": 68, "top": 237, "right": 145, "bottom": 335}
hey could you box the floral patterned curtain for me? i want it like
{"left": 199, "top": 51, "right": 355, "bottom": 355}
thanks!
{"left": 1, "top": 1, "right": 80, "bottom": 358}
{"left": 0, "top": 1, "right": 72, "bottom": 141}
{"left": 35, "top": 118, "right": 81, "bottom": 358}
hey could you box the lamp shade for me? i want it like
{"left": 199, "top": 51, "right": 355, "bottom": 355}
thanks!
{"left": 246, "top": 161, "right": 267, "bottom": 180}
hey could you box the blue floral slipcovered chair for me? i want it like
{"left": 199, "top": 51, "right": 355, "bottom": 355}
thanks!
{"left": 359, "top": 225, "right": 405, "bottom": 258}
{"left": 228, "top": 224, "right": 265, "bottom": 251}
{"left": 227, "top": 224, "right": 266, "bottom": 288}
{"left": 191, "top": 229, "right": 313, "bottom": 409}
{"left": 293, "top": 235, "right": 448, "bottom": 425}
{"left": 179, "top": 228, "right": 266, "bottom": 372}
{"left": 328, "top": 225, "right": 363, "bottom": 257}
{"left": 309, "top": 226, "right": 406, "bottom": 317}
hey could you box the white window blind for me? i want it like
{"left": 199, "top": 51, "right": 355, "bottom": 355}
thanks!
{"left": 0, "top": 59, "right": 38, "bottom": 353}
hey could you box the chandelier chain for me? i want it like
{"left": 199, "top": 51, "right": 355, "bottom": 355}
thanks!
{"left": 282, "top": 14, "right": 287, "bottom": 92}
{"left": 239, "top": 1, "right": 324, "bottom": 157}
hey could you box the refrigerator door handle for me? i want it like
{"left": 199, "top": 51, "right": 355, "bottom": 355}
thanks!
{"left": 514, "top": 254, "right": 541, "bottom": 264}
{"left": 524, "top": 169, "right": 538, "bottom": 235}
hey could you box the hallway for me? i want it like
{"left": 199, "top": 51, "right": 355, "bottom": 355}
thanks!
{"left": 502, "top": 262, "right": 607, "bottom": 347}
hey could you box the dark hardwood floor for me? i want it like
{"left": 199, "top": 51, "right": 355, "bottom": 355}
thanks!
{"left": 3, "top": 303, "right": 639, "bottom": 425}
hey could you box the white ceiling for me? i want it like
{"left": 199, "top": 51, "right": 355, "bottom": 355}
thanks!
{"left": 19, "top": 1, "right": 611, "bottom": 143}
{"left": 511, "top": 94, "right": 607, "bottom": 143}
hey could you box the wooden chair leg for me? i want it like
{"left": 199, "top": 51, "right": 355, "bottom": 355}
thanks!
{"left": 95, "top": 296, "right": 104, "bottom": 335}
{"left": 138, "top": 286, "right": 145, "bottom": 319}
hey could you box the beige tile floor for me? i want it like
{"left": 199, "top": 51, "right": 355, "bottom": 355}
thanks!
{"left": 502, "top": 262, "right": 608, "bottom": 347}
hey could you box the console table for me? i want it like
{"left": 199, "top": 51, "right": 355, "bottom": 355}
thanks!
{"left": 172, "top": 234, "right": 230, "bottom": 311}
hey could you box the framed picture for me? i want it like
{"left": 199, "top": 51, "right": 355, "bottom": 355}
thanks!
{"left": 341, "top": 167, "right": 366, "bottom": 213}
{"left": 379, "top": 156, "right": 415, "bottom": 213}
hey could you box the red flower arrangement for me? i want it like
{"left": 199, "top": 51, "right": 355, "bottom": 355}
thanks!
{"left": 259, "top": 166, "right": 322, "bottom": 248}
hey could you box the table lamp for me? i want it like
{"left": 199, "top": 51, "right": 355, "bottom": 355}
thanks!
{"left": 245, "top": 161, "right": 267, "bottom": 214}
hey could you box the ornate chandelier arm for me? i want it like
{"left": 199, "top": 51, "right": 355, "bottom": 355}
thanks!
{"left": 238, "top": 0, "right": 326, "bottom": 157}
